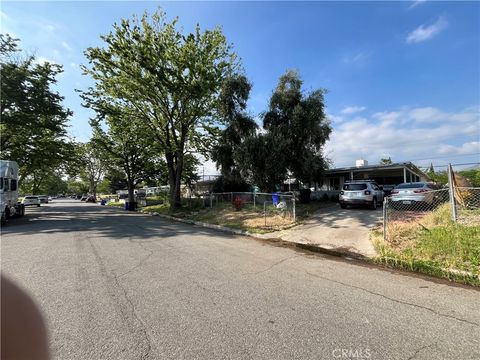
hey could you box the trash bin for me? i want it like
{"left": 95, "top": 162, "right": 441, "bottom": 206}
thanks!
{"left": 124, "top": 202, "right": 129, "bottom": 211}
{"left": 129, "top": 202, "right": 137, "bottom": 211}
{"left": 272, "top": 193, "right": 279, "bottom": 206}
{"left": 100, "top": 199, "right": 106, "bottom": 206}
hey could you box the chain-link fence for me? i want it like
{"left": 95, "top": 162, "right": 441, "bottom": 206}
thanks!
{"left": 383, "top": 189, "right": 450, "bottom": 243}
{"left": 384, "top": 185, "right": 480, "bottom": 243}
{"left": 207, "top": 192, "right": 296, "bottom": 229}
{"left": 455, "top": 187, "right": 480, "bottom": 226}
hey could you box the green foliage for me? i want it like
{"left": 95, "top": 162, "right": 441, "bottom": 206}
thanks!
{"left": 0, "top": 34, "right": 74, "bottom": 187}
{"left": 88, "top": 105, "right": 161, "bottom": 202}
{"left": 379, "top": 157, "right": 393, "bottom": 165}
{"left": 427, "top": 170, "right": 448, "bottom": 185}
{"left": 211, "top": 175, "right": 251, "bottom": 193}
{"left": 211, "top": 75, "right": 257, "bottom": 181}
{"left": 66, "top": 178, "right": 89, "bottom": 195}
{"left": 75, "top": 142, "right": 110, "bottom": 197}
{"left": 20, "top": 171, "right": 68, "bottom": 195}
{"left": 459, "top": 169, "right": 480, "bottom": 187}
{"left": 237, "top": 70, "right": 331, "bottom": 191}
{"left": 81, "top": 9, "right": 239, "bottom": 209}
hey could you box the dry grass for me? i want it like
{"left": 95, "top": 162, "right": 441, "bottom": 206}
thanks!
{"left": 194, "top": 205, "right": 295, "bottom": 233}
{"left": 385, "top": 203, "right": 454, "bottom": 250}
{"left": 373, "top": 203, "right": 480, "bottom": 284}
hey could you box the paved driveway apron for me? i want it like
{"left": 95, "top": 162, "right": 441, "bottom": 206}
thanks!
{"left": 281, "top": 205, "right": 382, "bottom": 257}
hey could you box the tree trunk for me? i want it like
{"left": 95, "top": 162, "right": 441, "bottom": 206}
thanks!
{"left": 173, "top": 151, "right": 184, "bottom": 209}
{"left": 127, "top": 178, "right": 135, "bottom": 211}
{"left": 165, "top": 152, "right": 177, "bottom": 210}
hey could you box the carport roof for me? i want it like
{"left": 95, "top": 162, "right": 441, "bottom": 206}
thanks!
{"left": 325, "top": 162, "right": 429, "bottom": 179}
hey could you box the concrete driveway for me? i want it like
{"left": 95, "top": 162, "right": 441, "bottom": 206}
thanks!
{"left": 281, "top": 204, "right": 382, "bottom": 257}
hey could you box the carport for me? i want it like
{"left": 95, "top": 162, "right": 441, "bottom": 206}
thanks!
{"left": 320, "top": 162, "right": 429, "bottom": 190}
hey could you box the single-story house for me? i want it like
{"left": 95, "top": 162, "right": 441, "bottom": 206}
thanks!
{"left": 319, "top": 160, "right": 430, "bottom": 191}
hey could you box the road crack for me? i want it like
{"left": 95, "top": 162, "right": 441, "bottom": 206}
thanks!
{"left": 407, "top": 342, "right": 437, "bottom": 360}
{"left": 86, "top": 237, "right": 153, "bottom": 359}
{"left": 305, "top": 271, "right": 479, "bottom": 328}
{"left": 117, "top": 238, "right": 154, "bottom": 278}
{"left": 243, "top": 255, "right": 299, "bottom": 275}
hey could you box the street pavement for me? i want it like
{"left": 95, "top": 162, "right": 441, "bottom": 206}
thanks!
{"left": 1, "top": 199, "right": 479, "bottom": 360}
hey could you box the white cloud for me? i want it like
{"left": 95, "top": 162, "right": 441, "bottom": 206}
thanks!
{"left": 438, "top": 142, "right": 480, "bottom": 155}
{"left": 409, "top": 0, "right": 427, "bottom": 10}
{"left": 406, "top": 16, "right": 448, "bottom": 44}
{"left": 373, "top": 111, "right": 402, "bottom": 124}
{"left": 61, "top": 41, "right": 72, "bottom": 52}
{"left": 342, "top": 51, "right": 370, "bottom": 66}
{"left": 409, "top": 107, "right": 444, "bottom": 122}
{"left": 34, "top": 56, "right": 57, "bottom": 65}
{"left": 325, "top": 106, "right": 479, "bottom": 168}
{"left": 0, "top": 11, "right": 9, "bottom": 21}
{"left": 341, "top": 106, "right": 366, "bottom": 115}
{"left": 327, "top": 113, "right": 346, "bottom": 124}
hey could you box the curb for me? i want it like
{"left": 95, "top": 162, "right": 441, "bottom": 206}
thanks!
{"left": 146, "top": 211, "right": 370, "bottom": 262}
{"left": 138, "top": 208, "right": 478, "bottom": 286}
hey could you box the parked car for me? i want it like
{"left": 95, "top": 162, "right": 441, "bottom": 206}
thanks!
{"left": 37, "top": 195, "right": 49, "bottom": 204}
{"left": 22, "top": 196, "right": 40, "bottom": 207}
{"left": 339, "top": 180, "right": 384, "bottom": 209}
{"left": 382, "top": 185, "right": 396, "bottom": 197}
{"left": 390, "top": 182, "right": 441, "bottom": 209}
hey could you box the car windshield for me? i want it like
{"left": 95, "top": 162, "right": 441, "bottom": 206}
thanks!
{"left": 396, "top": 183, "right": 426, "bottom": 189}
{"left": 343, "top": 184, "right": 367, "bottom": 190}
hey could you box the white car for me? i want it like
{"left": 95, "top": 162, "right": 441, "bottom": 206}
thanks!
{"left": 22, "top": 196, "right": 41, "bottom": 207}
{"left": 37, "top": 195, "right": 49, "bottom": 204}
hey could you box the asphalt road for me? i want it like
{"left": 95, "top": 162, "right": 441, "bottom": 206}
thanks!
{"left": 2, "top": 200, "right": 479, "bottom": 360}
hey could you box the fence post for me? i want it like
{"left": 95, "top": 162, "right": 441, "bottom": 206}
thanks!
{"left": 383, "top": 198, "right": 387, "bottom": 241}
{"left": 253, "top": 192, "right": 256, "bottom": 209}
{"left": 264, "top": 201, "right": 267, "bottom": 227}
{"left": 210, "top": 193, "right": 213, "bottom": 208}
{"left": 292, "top": 195, "right": 296, "bottom": 222}
{"left": 447, "top": 163, "right": 457, "bottom": 222}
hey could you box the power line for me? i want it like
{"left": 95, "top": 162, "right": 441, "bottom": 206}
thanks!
{"left": 398, "top": 152, "right": 480, "bottom": 163}
{"left": 419, "top": 162, "right": 480, "bottom": 170}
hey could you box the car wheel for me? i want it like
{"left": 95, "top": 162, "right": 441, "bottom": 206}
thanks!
{"left": 1, "top": 211, "right": 6, "bottom": 226}
{"left": 37, "top": 204, "right": 40, "bottom": 207}
{"left": 370, "top": 198, "right": 377, "bottom": 210}
{"left": 340, "top": 203, "right": 347, "bottom": 209}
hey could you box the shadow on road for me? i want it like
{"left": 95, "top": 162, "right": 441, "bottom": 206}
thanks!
{"left": 1, "top": 200, "right": 234, "bottom": 241}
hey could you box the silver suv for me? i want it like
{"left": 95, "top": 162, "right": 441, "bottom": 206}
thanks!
{"left": 339, "top": 180, "right": 384, "bottom": 210}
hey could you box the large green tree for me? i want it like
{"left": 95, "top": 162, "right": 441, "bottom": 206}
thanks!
{"left": 0, "top": 34, "right": 74, "bottom": 188}
{"left": 81, "top": 10, "right": 238, "bottom": 209}
{"left": 237, "top": 70, "right": 331, "bottom": 191}
{"left": 211, "top": 75, "right": 257, "bottom": 191}
{"left": 75, "top": 142, "right": 110, "bottom": 198}
{"left": 89, "top": 107, "right": 162, "bottom": 206}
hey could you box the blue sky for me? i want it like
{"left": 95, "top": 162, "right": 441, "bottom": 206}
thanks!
{"left": 2, "top": 1, "right": 479, "bottom": 172}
